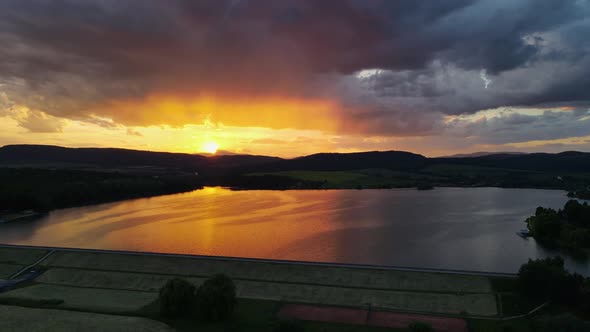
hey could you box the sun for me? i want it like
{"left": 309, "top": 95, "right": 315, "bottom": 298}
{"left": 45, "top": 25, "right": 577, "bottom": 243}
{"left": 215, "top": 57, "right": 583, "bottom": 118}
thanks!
{"left": 202, "top": 141, "right": 219, "bottom": 154}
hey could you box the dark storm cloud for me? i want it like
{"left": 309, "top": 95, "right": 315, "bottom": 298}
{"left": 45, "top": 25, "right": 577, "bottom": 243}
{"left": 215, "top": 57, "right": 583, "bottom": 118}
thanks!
{"left": 0, "top": 0, "right": 589, "bottom": 139}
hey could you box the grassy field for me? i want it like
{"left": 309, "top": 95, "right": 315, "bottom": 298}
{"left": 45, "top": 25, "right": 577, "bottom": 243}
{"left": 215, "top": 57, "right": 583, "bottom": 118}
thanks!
{"left": 37, "top": 251, "right": 497, "bottom": 315}
{"left": 37, "top": 268, "right": 497, "bottom": 316}
{"left": 249, "top": 165, "right": 590, "bottom": 190}
{"left": 0, "top": 305, "right": 174, "bottom": 332}
{"left": 0, "top": 263, "right": 24, "bottom": 279}
{"left": 42, "top": 251, "right": 492, "bottom": 293}
{"left": 250, "top": 170, "right": 370, "bottom": 185}
{"left": 0, "top": 284, "right": 157, "bottom": 314}
{"left": 0, "top": 246, "right": 562, "bottom": 331}
{"left": 468, "top": 318, "right": 532, "bottom": 332}
{"left": 0, "top": 247, "right": 48, "bottom": 265}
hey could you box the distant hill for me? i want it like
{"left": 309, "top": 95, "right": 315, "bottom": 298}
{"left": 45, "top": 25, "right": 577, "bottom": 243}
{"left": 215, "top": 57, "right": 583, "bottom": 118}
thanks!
{"left": 264, "top": 151, "right": 428, "bottom": 172}
{"left": 437, "top": 151, "right": 590, "bottom": 173}
{"left": 2, "top": 145, "right": 590, "bottom": 175}
{"left": 442, "top": 151, "right": 527, "bottom": 158}
{"left": 0, "top": 145, "right": 281, "bottom": 175}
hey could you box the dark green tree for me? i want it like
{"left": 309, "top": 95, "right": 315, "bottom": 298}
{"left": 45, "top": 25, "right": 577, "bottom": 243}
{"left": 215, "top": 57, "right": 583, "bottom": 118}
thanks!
{"left": 517, "top": 257, "right": 577, "bottom": 303}
{"left": 195, "top": 274, "right": 236, "bottom": 322}
{"left": 526, "top": 208, "right": 561, "bottom": 238}
{"left": 159, "top": 278, "right": 196, "bottom": 318}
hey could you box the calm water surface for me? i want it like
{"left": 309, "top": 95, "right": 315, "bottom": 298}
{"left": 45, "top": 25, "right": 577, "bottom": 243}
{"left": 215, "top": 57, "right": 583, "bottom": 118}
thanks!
{"left": 0, "top": 187, "right": 587, "bottom": 274}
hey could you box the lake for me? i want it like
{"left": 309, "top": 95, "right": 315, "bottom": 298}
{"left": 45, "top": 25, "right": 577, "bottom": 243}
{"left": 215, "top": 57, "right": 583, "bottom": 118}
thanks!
{"left": 0, "top": 187, "right": 587, "bottom": 274}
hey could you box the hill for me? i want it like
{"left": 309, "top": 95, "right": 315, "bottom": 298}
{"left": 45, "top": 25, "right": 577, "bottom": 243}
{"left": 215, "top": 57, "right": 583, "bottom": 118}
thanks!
{"left": 2, "top": 145, "right": 590, "bottom": 192}
{"left": 0, "top": 145, "right": 281, "bottom": 175}
{"left": 436, "top": 151, "right": 590, "bottom": 173}
{"left": 443, "top": 151, "right": 527, "bottom": 158}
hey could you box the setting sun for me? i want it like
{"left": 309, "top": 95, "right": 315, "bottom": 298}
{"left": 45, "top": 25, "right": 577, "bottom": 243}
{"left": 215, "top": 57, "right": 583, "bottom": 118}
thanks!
{"left": 202, "top": 141, "right": 219, "bottom": 154}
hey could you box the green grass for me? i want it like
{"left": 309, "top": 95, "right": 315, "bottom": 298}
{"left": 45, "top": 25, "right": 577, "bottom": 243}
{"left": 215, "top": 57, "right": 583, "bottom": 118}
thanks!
{"left": 468, "top": 318, "right": 532, "bottom": 332}
{"left": 251, "top": 165, "right": 590, "bottom": 190}
{"left": 250, "top": 170, "right": 369, "bottom": 186}
{"left": 249, "top": 169, "right": 438, "bottom": 188}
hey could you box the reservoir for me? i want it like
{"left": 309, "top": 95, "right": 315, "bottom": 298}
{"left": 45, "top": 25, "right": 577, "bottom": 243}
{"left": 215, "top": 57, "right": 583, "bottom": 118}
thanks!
{"left": 0, "top": 187, "right": 587, "bottom": 274}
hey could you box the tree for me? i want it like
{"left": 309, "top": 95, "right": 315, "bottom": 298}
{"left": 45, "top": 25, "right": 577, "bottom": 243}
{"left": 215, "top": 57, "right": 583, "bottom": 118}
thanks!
{"left": 517, "top": 257, "right": 576, "bottom": 303}
{"left": 562, "top": 200, "right": 590, "bottom": 227}
{"left": 159, "top": 278, "right": 196, "bottom": 318}
{"left": 526, "top": 208, "right": 561, "bottom": 239}
{"left": 195, "top": 274, "right": 236, "bottom": 322}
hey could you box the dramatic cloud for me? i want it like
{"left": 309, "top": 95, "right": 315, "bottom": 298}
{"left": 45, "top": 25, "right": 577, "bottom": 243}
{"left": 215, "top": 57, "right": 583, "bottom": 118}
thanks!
{"left": 0, "top": 0, "right": 589, "bottom": 154}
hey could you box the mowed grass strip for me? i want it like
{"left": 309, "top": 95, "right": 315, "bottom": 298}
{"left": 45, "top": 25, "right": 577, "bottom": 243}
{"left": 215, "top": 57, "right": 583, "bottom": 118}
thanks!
{"left": 38, "top": 267, "right": 205, "bottom": 292}
{"left": 36, "top": 268, "right": 497, "bottom": 316}
{"left": 0, "top": 263, "right": 25, "bottom": 279}
{"left": 0, "top": 305, "right": 174, "bottom": 332}
{"left": 0, "top": 284, "right": 157, "bottom": 314}
{"left": 43, "top": 251, "right": 492, "bottom": 293}
{"left": 0, "top": 247, "right": 48, "bottom": 265}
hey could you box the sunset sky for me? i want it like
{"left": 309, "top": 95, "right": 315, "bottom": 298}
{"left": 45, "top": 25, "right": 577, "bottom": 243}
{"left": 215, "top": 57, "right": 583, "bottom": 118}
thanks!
{"left": 1, "top": 0, "right": 590, "bottom": 157}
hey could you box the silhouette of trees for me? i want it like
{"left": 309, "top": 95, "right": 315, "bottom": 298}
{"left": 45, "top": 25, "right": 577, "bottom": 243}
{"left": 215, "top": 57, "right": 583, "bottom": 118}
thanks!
{"left": 159, "top": 278, "right": 196, "bottom": 318}
{"left": 195, "top": 274, "right": 236, "bottom": 322}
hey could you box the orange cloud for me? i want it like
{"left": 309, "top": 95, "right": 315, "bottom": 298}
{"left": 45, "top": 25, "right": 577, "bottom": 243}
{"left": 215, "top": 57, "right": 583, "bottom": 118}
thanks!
{"left": 102, "top": 94, "right": 343, "bottom": 132}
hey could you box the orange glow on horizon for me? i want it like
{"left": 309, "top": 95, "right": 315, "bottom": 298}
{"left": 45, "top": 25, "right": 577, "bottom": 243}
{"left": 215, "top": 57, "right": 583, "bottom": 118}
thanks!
{"left": 104, "top": 94, "right": 342, "bottom": 133}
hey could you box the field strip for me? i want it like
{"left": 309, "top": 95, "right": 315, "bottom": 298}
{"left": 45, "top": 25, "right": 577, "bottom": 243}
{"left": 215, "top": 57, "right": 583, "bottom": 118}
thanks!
{"left": 0, "top": 263, "right": 25, "bottom": 280}
{"left": 0, "top": 305, "right": 173, "bottom": 332}
{"left": 0, "top": 284, "right": 157, "bottom": 314}
{"left": 0, "top": 244, "right": 517, "bottom": 278}
{"left": 34, "top": 268, "right": 497, "bottom": 316}
{"left": 41, "top": 251, "right": 494, "bottom": 294}
{"left": 10, "top": 249, "right": 55, "bottom": 279}
{"left": 0, "top": 247, "right": 48, "bottom": 266}
{"left": 37, "top": 266, "right": 493, "bottom": 295}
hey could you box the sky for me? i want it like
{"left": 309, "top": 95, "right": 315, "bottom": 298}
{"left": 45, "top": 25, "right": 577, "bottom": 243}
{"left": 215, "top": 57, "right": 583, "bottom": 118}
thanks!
{"left": 1, "top": 0, "right": 590, "bottom": 157}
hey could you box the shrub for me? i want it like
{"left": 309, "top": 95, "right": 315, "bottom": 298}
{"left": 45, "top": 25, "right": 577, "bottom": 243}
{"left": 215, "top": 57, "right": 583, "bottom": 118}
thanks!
{"left": 195, "top": 274, "right": 236, "bottom": 322}
{"left": 408, "top": 321, "right": 433, "bottom": 332}
{"left": 159, "top": 278, "right": 196, "bottom": 318}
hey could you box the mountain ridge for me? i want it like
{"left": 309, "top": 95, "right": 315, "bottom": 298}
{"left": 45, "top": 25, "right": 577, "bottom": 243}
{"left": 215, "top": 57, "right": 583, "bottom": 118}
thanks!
{"left": 2, "top": 144, "right": 590, "bottom": 173}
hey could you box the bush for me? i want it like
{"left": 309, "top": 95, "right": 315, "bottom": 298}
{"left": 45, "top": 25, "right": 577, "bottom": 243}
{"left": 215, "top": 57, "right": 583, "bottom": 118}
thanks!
{"left": 159, "top": 278, "right": 196, "bottom": 318}
{"left": 408, "top": 321, "right": 433, "bottom": 332}
{"left": 195, "top": 274, "right": 236, "bottom": 322}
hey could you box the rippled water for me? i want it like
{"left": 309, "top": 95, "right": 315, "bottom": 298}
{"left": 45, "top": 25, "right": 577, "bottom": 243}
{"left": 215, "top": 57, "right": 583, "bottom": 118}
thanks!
{"left": 0, "top": 187, "right": 587, "bottom": 274}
